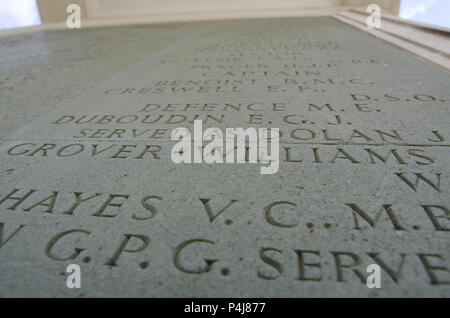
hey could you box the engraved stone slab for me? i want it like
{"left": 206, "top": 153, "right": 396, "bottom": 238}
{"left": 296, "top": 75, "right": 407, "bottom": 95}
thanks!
{"left": 0, "top": 23, "right": 208, "bottom": 138}
{"left": 0, "top": 17, "right": 449, "bottom": 297}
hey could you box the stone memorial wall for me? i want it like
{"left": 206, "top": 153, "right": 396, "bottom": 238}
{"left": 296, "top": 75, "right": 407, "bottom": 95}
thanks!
{"left": 0, "top": 17, "right": 448, "bottom": 297}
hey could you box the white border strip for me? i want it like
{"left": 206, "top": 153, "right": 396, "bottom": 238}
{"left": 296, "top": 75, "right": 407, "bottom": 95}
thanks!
{"left": 334, "top": 9, "right": 449, "bottom": 71}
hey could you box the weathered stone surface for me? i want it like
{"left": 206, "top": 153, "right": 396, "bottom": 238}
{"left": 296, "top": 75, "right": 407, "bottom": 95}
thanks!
{"left": 0, "top": 22, "right": 208, "bottom": 138}
{"left": 0, "top": 17, "right": 449, "bottom": 297}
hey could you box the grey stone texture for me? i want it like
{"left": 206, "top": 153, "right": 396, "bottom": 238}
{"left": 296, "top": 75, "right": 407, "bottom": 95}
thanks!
{"left": 0, "top": 17, "right": 449, "bottom": 297}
